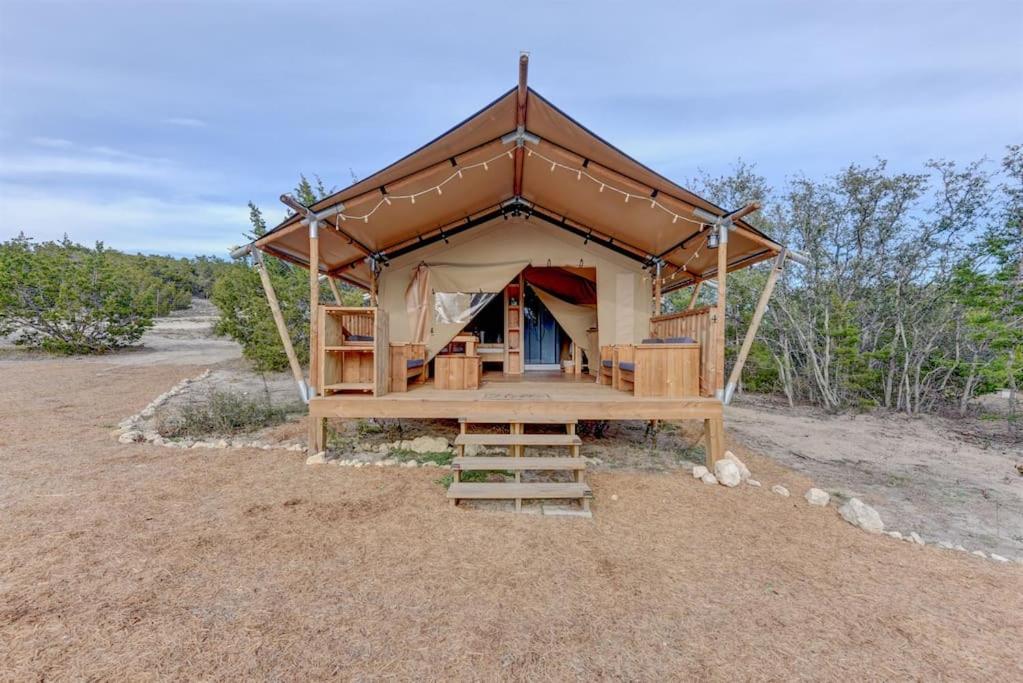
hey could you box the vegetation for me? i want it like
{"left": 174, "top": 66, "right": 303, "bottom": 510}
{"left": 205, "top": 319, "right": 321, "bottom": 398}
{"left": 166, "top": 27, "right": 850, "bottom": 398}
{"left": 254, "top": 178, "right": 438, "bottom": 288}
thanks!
{"left": 156, "top": 389, "right": 299, "bottom": 438}
{"left": 668, "top": 145, "right": 1022, "bottom": 431}
{"left": 212, "top": 177, "right": 364, "bottom": 372}
{"left": 0, "top": 235, "right": 226, "bottom": 354}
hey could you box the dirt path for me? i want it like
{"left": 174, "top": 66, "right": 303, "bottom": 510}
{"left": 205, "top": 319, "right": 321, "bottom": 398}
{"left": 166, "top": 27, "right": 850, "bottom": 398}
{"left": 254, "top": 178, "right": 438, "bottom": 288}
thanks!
{"left": 2, "top": 359, "right": 1021, "bottom": 680}
{"left": 726, "top": 398, "right": 1023, "bottom": 559}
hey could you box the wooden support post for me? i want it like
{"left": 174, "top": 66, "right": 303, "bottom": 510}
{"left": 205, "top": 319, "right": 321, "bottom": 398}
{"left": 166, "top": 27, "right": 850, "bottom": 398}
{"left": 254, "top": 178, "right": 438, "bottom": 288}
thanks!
{"left": 369, "top": 260, "right": 379, "bottom": 306}
{"left": 253, "top": 251, "right": 308, "bottom": 402}
{"left": 327, "top": 276, "right": 343, "bottom": 305}
{"left": 724, "top": 249, "right": 786, "bottom": 404}
{"left": 703, "top": 416, "right": 725, "bottom": 467}
{"left": 308, "top": 220, "right": 326, "bottom": 452}
{"left": 688, "top": 280, "right": 703, "bottom": 309}
{"left": 653, "top": 262, "right": 663, "bottom": 316}
{"left": 714, "top": 225, "right": 728, "bottom": 399}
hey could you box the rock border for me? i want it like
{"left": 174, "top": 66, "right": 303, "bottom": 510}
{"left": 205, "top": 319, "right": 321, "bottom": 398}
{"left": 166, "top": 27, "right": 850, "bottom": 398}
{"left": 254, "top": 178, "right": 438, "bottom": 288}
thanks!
{"left": 111, "top": 369, "right": 307, "bottom": 453}
{"left": 688, "top": 452, "right": 1020, "bottom": 566}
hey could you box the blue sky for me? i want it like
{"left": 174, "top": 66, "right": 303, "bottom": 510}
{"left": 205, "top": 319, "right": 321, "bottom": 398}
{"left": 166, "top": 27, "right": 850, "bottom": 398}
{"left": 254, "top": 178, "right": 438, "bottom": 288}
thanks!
{"left": 1, "top": 0, "right": 1021, "bottom": 256}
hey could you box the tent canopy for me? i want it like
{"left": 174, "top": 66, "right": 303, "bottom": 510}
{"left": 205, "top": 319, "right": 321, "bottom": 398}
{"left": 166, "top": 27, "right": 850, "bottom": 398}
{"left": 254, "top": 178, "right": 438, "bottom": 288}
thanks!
{"left": 253, "top": 57, "right": 782, "bottom": 292}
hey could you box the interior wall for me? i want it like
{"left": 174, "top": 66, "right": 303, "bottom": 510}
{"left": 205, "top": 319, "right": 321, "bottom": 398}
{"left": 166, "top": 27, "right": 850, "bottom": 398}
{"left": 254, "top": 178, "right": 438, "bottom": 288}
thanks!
{"left": 378, "top": 217, "right": 650, "bottom": 351}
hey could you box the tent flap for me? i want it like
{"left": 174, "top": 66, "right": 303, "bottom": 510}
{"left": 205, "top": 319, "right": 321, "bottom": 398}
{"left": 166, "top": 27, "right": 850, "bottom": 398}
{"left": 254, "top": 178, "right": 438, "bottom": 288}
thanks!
{"left": 529, "top": 284, "right": 597, "bottom": 363}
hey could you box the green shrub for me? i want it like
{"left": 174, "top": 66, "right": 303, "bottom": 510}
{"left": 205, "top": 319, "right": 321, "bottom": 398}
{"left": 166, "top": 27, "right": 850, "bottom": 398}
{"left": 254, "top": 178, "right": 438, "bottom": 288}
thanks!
{"left": 157, "top": 389, "right": 299, "bottom": 438}
{"left": 0, "top": 236, "right": 156, "bottom": 353}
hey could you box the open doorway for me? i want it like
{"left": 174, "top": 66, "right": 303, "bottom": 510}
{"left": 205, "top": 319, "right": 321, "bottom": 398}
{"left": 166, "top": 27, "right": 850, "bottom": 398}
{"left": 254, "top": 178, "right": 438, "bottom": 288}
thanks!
{"left": 523, "top": 286, "right": 563, "bottom": 369}
{"left": 521, "top": 266, "right": 598, "bottom": 374}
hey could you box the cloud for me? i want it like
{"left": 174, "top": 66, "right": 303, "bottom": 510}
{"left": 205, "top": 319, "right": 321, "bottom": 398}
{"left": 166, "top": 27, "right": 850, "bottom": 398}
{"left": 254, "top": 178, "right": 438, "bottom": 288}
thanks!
{"left": 0, "top": 185, "right": 250, "bottom": 255}
{"left": 161, "top": 117, "right": 207, "bottom": 128}
{"left": 30, "top": 136, "right": 74, "bottom": 148}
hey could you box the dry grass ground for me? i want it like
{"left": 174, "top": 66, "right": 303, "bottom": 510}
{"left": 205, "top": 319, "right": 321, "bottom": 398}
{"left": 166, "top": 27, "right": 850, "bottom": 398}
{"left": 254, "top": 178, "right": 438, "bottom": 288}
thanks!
{"left": 2, "top": 360, "right": 1021, "bottom": 680}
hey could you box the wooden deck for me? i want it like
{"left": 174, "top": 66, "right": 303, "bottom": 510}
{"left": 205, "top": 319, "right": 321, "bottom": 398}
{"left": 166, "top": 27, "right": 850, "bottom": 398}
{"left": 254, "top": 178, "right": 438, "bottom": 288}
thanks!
{"left": 309, "top": 371, "right": 722, "bottom": 421}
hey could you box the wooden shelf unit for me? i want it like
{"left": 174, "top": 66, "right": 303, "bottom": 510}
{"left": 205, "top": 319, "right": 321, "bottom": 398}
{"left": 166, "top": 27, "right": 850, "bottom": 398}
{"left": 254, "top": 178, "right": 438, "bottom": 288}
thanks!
{"left": 504, "top": 274, "right": 523, "bottom": 375}
{"left": 318, "top": 306, "right": 388, "bottom": 396}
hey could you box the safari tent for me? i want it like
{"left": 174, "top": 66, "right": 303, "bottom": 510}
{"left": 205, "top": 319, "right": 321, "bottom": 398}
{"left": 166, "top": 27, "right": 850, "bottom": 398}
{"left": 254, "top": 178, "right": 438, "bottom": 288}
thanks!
{"left": 238, "top": 55, "right": 801, "bottom": 510}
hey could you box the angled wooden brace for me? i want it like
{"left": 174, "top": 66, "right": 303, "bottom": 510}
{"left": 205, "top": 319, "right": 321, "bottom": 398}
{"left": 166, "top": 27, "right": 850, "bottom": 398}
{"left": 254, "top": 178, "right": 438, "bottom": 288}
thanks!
{"left": 724, "top": 248, "right": 787, "bottom": 405}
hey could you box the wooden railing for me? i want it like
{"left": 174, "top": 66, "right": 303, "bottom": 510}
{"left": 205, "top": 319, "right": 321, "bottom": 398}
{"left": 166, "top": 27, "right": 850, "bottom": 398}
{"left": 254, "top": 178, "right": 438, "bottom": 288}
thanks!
{"left": 649, "top": 306, "right": 719, "bottom": 397}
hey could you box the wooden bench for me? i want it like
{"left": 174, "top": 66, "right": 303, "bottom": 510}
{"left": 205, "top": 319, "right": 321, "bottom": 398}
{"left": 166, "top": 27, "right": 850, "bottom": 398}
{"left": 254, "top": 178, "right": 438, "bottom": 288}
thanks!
{"left": 613, "top": 338, "right": 700, "bottom": 398}
{"left": 388, "top": 343, "right": 428, "bottom": 392}
{"left": 598, "top": 345, "right": 614, "bottom": 386}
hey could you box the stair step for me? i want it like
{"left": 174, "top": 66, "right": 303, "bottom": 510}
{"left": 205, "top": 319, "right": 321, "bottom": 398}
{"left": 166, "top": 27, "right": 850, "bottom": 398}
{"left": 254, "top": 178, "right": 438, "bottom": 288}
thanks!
{"left": 454, "top": 434, "right": 581, "bottom": 447}
{"left": 459, "top": 417, "right": 578, "bottom": 425}
{"left": 452, "top": 456, "right": 585, "bottom": 471}
{"left": 447, "top": 482, "right": 592, "bottom": 500}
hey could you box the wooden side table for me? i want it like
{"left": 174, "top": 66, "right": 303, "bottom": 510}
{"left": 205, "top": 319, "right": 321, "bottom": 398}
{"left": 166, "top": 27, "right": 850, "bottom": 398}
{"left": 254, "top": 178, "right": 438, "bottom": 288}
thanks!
{"left": 435, "top": 354, "right": 482, "bottom": 390}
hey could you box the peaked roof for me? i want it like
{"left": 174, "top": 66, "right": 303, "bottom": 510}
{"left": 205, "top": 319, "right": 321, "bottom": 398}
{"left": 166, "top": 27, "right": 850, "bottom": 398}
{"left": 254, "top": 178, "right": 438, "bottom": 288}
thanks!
{"left": 255, "top": 66, "right": 781, "bottom": 291}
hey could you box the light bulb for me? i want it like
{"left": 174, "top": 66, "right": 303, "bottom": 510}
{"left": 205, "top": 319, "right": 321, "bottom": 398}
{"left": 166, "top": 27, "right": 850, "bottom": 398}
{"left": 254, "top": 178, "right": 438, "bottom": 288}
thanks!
{"left": 577, "top": 170, "right": 582, "bottom": 180}
{"left": 457, "top": 170, "right": 463, "bottom": 178}
{"left": 437, "top": 187, "right": 442, "bottom": 195}
{"left": 624, "top": 194, "right": 630, "bottom": 203}
{"left": 411, "top": 195, "right": 416, "bottom": 204}
{"left": 599, "top": 184, "right": 605, "bottom": 192}
{"left": 363, "top": 216, "right": 368, "bottom": 223}
{"left": 483, "top": 162, "right": 489, "bottom": 171}
{"left": 650, "top": 199, "right": 656, "bottom": 208}
{"left": 384, "top": 197, "right": 391, "bottom": 205}
{"left": 550, "top": 162, "right": 556, "bottom": 172}
{"left": 672, "top": 215, "right": 678, "bottom": 223}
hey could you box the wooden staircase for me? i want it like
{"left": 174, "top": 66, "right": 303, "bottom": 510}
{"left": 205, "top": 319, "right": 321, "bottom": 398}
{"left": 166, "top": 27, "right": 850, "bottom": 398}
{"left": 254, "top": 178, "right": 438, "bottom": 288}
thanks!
{"left": 449, "top": 418, "right": 591, "bottom": 514}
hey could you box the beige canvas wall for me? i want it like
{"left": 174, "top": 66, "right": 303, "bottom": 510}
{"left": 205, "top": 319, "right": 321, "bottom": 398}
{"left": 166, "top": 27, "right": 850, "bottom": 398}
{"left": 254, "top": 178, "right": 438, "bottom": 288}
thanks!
{"left": 378, "top": 217, "right": 650, "bottom": 355}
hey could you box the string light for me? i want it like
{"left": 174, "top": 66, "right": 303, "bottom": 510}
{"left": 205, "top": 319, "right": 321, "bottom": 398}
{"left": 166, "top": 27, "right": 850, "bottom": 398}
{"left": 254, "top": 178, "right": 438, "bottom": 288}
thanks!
{"left": 524, "top": 147, "right": 706, "bottom": 227}
{"left": 320, "top": 141, "right": 711, "bottom": 236}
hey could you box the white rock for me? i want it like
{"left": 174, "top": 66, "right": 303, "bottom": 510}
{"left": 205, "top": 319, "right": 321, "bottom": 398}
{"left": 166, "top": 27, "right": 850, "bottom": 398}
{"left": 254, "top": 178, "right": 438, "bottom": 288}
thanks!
{"left": 611, "top": 494, "right": 619, "bottom": 501}
{"left": 701, "top": 473, "right": 718, "bottom": 485}
{"left": 117, "top": 431, "right": 142, "bottom": 444}
{"left": 909, "top": 532, "right": 925, "bottom": 545}
{"left": 464, "top": 444, "right": 483, "bottom": 457}
{"left": 692, "top": 465, "right": 709, "bottom": 479}
{"left": 382, "top": 459, "right": 397, "bottom": 467}
{"left": 972, "top": 550, "right": 987, "bottom": 558}
{"left": 407, "top": 436, "right": 449, "bottom": 454}
{"left": 838, "top": 498, "right": 884, "bottom": 534}
{"left": 286, "top": 444, "right": 305, "bottom": 452}
{"left": 403, "top": 460, "right": 418, "bottom": 468}
{"left": 306, "top": 452, "right": 327, "bottom": 465}
{"left": 723, "top": 451, "right": 751, "bottom": 481}
{"left": 213, "top": 439, "right": 229, "bottom": 449}
{"left": 771, "top": 485, "right": 790, "bottom": 497}
{"left": 714, "top": 460, "right": 742, "bottom": 487}
{"left": 375, "top": 461, "right": 385, "bottom": 467}
{"left": 804, "top": 488, "right": 830, "bottom": 506}
{"left": 887, "top": 531, "right": 903, "bottom": 540}
{"left": 990, "top": 554, "right": 1009, "bottom": 563}
{"left": 421, "top": 461, "right": 438, "bottom": 468}
{"left": 955, "top": 544, "right": 967, "bottom": 552}
{"left": 746, "top": 479, "right": 761, "bottom": 487}
{"left": 151, "top": 436, "right": 165, "bottom": 446}
{"left": 140, "top": 407, "right": 155, "bottom": 419}
{"left": 937, "top": 540, "right": 954, "bottom": 550}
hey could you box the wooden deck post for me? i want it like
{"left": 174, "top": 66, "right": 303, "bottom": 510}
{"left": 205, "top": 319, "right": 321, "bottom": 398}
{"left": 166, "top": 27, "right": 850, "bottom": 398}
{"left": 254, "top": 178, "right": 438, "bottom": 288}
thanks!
{"left": 714, "top": 225, "right": 728, "bottom": 400}
{"left": 308, "top": 219, "right": 326, "bottom": 452}
{"left": 653, "top": 261, "right": 662, "bottom": 316}
{"left": 724, "top": 249, "right": 786, "bottom": 404}
{"left": 703, "top": 416, "right": 725, "bottom": 466}
{"left": 253, "top": 251, "right": 309, "bottom": 403}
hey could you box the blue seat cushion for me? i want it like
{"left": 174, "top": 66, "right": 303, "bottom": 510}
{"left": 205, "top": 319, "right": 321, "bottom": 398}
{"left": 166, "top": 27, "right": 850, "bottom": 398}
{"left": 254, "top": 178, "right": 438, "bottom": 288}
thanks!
{"left": 641, "top": 337, "right": 664, "bottom": 344}
{"left": 406, "top": 358, "right": 425, "bottom": 369}
{"left": 601, "top": 359, "right": 613, "bottom": 368}
{"left": 619, "top": 361, "right": 636, "bottom": 372}
{"left": 664, "top": 336, "right": 696, "bottom": 344}
{"left": 348, "top": 334, "right": 374, "bottom": 342}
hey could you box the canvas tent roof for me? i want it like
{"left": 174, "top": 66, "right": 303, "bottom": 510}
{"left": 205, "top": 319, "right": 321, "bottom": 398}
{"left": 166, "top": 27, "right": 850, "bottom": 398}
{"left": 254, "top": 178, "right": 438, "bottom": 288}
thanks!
{"left": 253, "top": 60, "right": 782, "bottom": 292}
